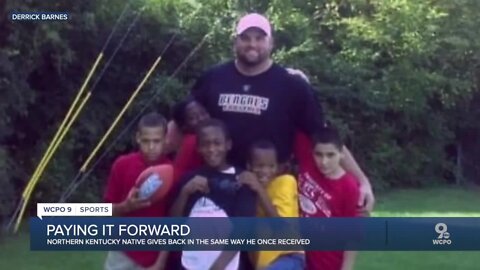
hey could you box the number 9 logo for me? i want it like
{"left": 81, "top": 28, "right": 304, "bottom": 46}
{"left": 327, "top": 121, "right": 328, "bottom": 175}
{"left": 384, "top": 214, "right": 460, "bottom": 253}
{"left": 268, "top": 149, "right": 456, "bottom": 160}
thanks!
{"left": 435, "top": 223, "right": 449, "bottom": 239}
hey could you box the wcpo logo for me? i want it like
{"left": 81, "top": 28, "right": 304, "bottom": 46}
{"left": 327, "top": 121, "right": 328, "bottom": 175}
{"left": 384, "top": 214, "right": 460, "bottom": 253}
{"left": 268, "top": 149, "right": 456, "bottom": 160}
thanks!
{"left": 432, "top": 223, "right": 451, "bottom": 245}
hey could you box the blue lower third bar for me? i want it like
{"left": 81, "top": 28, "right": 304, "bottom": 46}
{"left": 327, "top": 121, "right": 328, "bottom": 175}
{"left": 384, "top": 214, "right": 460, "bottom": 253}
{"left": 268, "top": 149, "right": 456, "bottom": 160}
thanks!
{"left": 29, "top": 217, "right": 480, "bottom": 251}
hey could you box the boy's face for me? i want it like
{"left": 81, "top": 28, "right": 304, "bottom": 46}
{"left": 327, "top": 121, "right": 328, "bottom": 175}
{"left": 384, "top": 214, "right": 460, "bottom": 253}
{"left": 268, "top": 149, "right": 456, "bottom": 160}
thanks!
{"left": 136, "top": 126, "right": 165, "bottom": 163}
{"left": 313, "top": 143, "right": 343, "bottom": 177}
{"left": 197, "top": 126, "right": 231, "bottom": 169}
{"left": 248, "top": 148, "right": 278, "bottom": 186}
{"left": 185, "top": 101, "right": 209, "bottom": 132}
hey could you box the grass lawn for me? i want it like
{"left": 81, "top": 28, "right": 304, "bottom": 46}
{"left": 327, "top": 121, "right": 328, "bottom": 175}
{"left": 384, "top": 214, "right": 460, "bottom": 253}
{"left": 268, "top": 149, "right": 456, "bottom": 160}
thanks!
{"left": 356, "top": 187, "right": 480, "bottom": 270}
{"left": 0, "top": 186, "right": 479, "bottom": 269}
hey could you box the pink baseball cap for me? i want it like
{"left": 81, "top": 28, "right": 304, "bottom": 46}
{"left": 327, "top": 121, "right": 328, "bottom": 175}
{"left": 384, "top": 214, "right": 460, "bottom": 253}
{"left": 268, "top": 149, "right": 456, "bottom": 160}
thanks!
{"left": 236, "top": 13, "right": 272, "bottom": 36}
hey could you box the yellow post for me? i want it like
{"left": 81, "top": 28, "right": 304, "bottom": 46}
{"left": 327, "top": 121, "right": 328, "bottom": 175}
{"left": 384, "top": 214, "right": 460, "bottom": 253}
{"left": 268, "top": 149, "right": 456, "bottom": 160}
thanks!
{"left": 80, "top": 56, "right": 162, "bottom": 173}
{"left": 22, "top": 53, "right": 103, "bottom": 198}
{"left": 14, "top": 92, "right": 93, "bottom": 232}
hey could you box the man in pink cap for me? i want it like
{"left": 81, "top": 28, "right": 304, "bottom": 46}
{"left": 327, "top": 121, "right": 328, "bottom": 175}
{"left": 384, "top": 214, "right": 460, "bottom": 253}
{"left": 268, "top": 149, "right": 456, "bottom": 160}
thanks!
{"left": 190, "top": 12, "right": 323, "bottom": 167}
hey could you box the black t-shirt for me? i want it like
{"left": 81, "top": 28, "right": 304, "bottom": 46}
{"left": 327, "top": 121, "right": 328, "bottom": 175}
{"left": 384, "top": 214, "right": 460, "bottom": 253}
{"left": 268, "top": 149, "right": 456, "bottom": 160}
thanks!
{"left": 175, "top": 166, "right": 257, "bottom": 217}
{"left": 192, "top": 61, "right": 324, "bottom": 166}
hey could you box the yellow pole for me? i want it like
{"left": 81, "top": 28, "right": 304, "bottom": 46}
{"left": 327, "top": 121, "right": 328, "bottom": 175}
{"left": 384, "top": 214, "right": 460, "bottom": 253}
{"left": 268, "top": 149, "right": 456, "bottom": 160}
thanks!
{"left": 22, "top": 53, "right": 103, "bottom": 198}
{"left": 14, "top": 92, "right": 93, "bottom": 232}
{"left": 80, "top": 56, "right": 162, "bottom": 173}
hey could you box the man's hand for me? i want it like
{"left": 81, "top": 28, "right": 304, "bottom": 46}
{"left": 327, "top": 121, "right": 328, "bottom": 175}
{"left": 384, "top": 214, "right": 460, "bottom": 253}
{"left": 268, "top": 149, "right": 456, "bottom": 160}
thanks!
{"left": 237, "top": 171, "right": 263, "bottom": 193}
{"left": 358, "top": 180, "right": 375, "bottom": 213}
{"left": 182, "top": 175, "right": 209, "bottom": 195}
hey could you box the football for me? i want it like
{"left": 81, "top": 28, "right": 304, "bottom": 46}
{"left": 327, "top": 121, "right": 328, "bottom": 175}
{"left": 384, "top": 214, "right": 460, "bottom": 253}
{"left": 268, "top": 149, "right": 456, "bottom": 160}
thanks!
{"left": 135, "top": 164, "right": 174, "bottom": 203}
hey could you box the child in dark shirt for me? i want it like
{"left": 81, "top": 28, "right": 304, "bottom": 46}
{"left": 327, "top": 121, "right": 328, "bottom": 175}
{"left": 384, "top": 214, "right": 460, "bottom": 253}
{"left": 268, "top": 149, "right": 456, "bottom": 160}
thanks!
{"left": 171, "top": 118, "right": 257, "bottom": 270}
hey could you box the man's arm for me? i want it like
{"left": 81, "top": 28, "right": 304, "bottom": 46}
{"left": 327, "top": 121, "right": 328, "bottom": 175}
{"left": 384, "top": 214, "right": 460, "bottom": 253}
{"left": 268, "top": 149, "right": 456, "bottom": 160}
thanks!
{"left": 341, "top": 147, "right": 375, "bottom": 212}
{"left": 286, "top": 68, "right": 310, "bottom": 83}
{"left": 294, "top": 79, "right": 325, "bottom": 136}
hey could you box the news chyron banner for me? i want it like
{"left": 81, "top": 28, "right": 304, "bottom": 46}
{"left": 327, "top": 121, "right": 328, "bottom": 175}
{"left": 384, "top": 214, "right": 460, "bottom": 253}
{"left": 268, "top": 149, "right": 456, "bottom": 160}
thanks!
{"left": 31, "top": 203, "right": 480, "bottom": 251}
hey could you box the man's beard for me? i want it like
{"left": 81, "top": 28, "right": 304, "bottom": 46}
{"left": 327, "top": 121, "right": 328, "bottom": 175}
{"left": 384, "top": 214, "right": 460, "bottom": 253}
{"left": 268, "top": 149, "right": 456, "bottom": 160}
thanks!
{"left": 236, "top": 50, "right": 268, "bottom": 67}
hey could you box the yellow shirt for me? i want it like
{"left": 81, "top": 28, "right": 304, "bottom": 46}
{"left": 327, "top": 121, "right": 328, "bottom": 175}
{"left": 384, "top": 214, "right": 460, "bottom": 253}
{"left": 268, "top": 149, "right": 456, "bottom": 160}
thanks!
{"left": 255, "top": 174, "right": 303, "bottom": 269}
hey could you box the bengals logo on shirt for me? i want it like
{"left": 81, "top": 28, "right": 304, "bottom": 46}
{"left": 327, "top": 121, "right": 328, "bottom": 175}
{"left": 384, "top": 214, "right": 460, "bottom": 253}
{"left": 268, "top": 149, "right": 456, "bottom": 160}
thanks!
{"left": 218, "top": 94, "right": 269, "bottom": 115}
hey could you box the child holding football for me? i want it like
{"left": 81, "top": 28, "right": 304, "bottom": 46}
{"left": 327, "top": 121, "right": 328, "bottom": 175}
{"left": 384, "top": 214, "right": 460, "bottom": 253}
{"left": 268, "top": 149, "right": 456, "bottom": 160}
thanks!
{"left": 103, "top": 112, "right": 171, "bottom": 270}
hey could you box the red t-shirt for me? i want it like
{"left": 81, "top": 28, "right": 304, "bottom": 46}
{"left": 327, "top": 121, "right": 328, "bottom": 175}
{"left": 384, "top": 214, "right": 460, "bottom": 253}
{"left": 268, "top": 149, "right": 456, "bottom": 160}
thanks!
{"left": 173, "top": 134, "right": 203, "bottom": 181}
{"left": 295, "top": 132, "right": 360, "bottom": 270}
{"left": 103, "top": 152, "right": 171, "bottom": 267}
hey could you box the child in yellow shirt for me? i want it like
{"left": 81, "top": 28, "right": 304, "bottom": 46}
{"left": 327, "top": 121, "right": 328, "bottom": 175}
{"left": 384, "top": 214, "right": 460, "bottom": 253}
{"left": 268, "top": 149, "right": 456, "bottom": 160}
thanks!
{"left": 239, "top": 140, "right": 305, "bottom": 270}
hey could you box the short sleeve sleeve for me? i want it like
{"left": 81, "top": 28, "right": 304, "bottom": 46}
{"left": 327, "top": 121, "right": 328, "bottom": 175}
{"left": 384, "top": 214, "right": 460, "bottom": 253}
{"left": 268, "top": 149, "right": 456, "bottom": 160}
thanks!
{"left": 103, "top": 158, "right": 124, "bottom": 203}
{"left": 268, "top": 175, "right": 299, "bottom": 217}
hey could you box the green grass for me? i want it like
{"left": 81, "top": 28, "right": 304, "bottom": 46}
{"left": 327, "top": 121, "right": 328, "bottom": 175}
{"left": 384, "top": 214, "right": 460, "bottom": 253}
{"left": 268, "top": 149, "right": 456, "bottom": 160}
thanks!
{"left": 1, "top": 187, "right": 479, "bottom": 269}
{"left": 372, "top": 187, "right": 480, "bottom": 217}
{"left": 0, "top": 233, "right": 105, "bottom": 270}
{"left": 357, "top": 187, "right": 480, "bottom": 270}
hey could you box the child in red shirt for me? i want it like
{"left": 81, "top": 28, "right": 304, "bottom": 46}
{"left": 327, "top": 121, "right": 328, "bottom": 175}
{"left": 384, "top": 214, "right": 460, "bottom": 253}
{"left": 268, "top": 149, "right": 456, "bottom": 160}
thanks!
{"left": 103, "top": 112, "right": 171, "bottom": 270}
{"left": 295, "top": 127, "right": 360, "bottom": 270}
{"left": 166, "top": 96, "right": 209, "bottom": 154}
{"left": 170, "top": 96, "right": 209, "bottom": 181}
